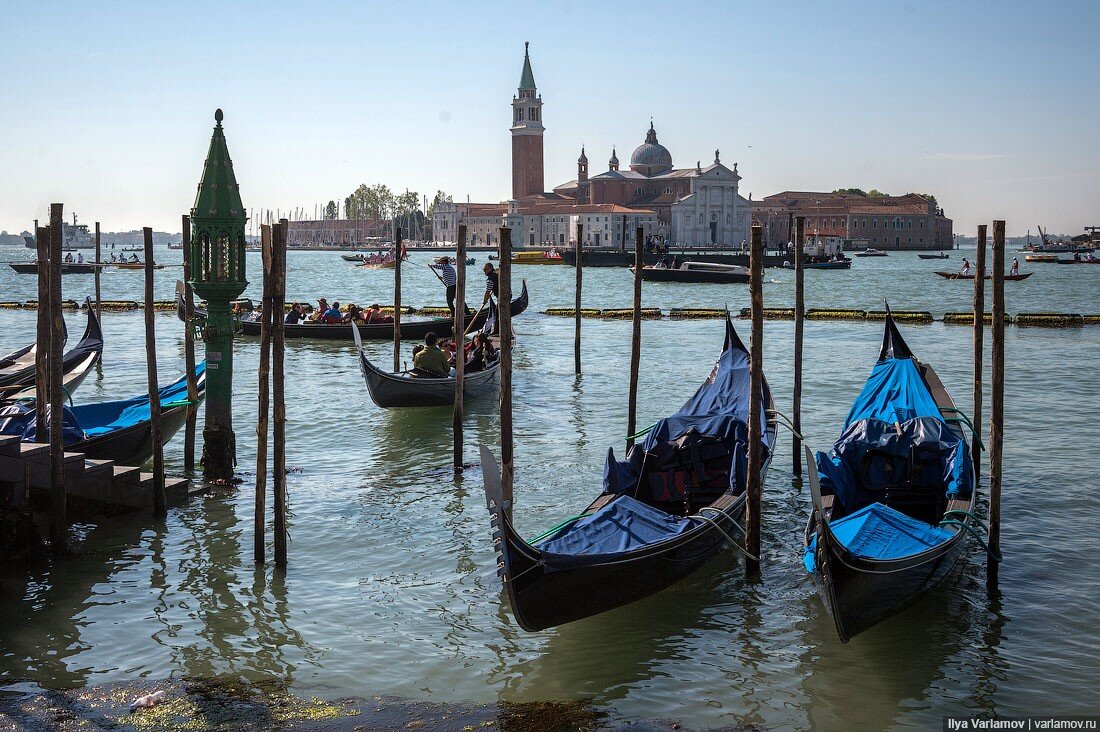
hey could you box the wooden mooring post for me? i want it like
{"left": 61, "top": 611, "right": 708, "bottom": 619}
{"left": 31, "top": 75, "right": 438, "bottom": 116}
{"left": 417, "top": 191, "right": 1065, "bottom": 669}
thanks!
{"left": 393, "top": 228, "right": 403, "bottom": 373}
{"left": 94, "top": 221, "right": 102, "bottom": 325}
{"left": 626, "top": 227, "right": 643, "bottom": 449}
{"left": 255, "top": 223, "right": 273, "bottom": 564}
{"left": 48, "top": 204, "right": 66, "bottom": 551}
{"left": 792, "top": 215, "right": 805, "bottom": 478}
{"left": 35, "top": 225, "right": 49, "bottom": 446}
{"left": 453, "top": 225, "right": 467, "bottom": 472}
{"left": 972, "top": 224, "right": 987, "bottom": 475}
{"left": 987, "top": 220, "right": 1006, "bottom": 588}
{"left": 745, "top": 223, "right": 765, "bottom": 578}
{"left": 181, "top": 215, "right": 198, "bottom": 472}
{"left": 273, "top": 220, "right": 288, "bottom": 569}
{"left": 498, "top": 226, "right": 514, "bottom": 521}
{"left": 574, "top": 224, "right": 584, "bottom": 375}
{"left": 144, "top": 227, "right": 166, "bottom": 517}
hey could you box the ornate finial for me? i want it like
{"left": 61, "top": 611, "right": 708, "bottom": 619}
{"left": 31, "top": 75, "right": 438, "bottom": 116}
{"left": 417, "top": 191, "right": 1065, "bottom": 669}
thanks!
{"left": 645, "top": 121, "right": 658, "bottom": 144}
{"left": 715, "top": 149, "right": 720, "bottom": 163}
{"left": 696, "top": 160, "right": 702, "bottom": 173}
{"left": 733, "top": 162, "right": 738, "bottom": 173}
{"left": 525, "top": 41, "right": 529, "bottom": 55}
{"left": 215, "top": 108, "right": 223, "bottom": 125}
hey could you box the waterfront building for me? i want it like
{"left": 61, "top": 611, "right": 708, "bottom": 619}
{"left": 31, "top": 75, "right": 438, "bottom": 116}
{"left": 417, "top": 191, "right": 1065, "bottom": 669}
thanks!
{"left": 432, "top": 44, "right": 749, "bottom": 248}
{"left": 285, "top": 219, "right": 389, "bottom": 248}
{"left": 752, "top": 191, "right": 953, "bottom": 251}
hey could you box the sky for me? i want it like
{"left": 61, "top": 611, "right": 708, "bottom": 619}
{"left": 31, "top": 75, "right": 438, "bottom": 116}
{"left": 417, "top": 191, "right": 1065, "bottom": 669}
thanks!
{"left": 1, "top": 0, "right": 1097, "bottom": 237}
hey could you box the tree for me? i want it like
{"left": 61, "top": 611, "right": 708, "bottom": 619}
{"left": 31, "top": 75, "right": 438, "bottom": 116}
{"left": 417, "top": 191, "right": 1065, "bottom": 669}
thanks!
{"left": 866, "top": 189, "right": 889, "bottom": 198}
{"left": 832, "top": 188, "right": 867, "bottom": 197}
{"left": 908, "top": 192, "right": 937, "bottom": 204}
{"left": 324, "top": 200, "right": 339, "bottom": 220}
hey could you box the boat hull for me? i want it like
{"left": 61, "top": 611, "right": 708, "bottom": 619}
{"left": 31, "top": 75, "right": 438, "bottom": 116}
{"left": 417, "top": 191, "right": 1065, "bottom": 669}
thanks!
{"left": 637, "top": 267, "right": 749, "bottom": 284}
{"left": 74, "top": 402, "right": 195, "bottom": 464}
{"left": 360, "top": 354, "right": 498, "bottom": 408}
{"left": 562, "top": 250, "right": 789, "bottom": 268}
{"left": 934, "top": 271, "right": 1032, "bottom": 281}
{"left": 9, "top": 263, "right": 96, "bottom": 274}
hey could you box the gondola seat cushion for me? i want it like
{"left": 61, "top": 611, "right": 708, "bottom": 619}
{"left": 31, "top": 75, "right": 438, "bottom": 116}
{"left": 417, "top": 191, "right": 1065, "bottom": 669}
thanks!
{"left": 804, "top": 502, "right": 955, "bottom": 571}
{"left": 0, "top": 403, "right": 86, "bottom": 443}
{"left": 537, "top": 495, "right": 699, "bottom": 571}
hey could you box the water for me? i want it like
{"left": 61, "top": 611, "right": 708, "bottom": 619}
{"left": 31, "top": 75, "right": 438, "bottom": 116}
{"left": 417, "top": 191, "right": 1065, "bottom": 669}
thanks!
{"left": 0, "top": 246, "right": 1097, "bottom": 730}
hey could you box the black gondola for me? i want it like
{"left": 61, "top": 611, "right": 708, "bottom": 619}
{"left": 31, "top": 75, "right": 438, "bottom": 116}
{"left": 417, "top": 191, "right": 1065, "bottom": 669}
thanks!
{"left": 8, "top": 262, "right": 98, "bottom": 275}
{"left": 0, "top": 302, "right": 102, "bottom": 399}
{"left": 175, "top": 280, "right": 529, "bottom": 340}
{"left": 481, "top": 317, "right": 776, "bottom": 632}
{"left": 802, "top": 308, "right": 978, "bottom": 643}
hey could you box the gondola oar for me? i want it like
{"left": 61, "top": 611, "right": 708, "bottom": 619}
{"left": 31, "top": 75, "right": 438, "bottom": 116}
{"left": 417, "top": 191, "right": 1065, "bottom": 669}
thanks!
{"left": 464, "top": 298, "right": 490, "bottom": 337}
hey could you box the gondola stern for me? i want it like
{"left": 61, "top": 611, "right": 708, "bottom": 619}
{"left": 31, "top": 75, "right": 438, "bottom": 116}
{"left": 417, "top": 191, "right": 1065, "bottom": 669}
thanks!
{"left": 723, "top": 313, "right": 748, "bottom": 354}
{"left": 878, "top": 301, "right": 914, "bottom": 361}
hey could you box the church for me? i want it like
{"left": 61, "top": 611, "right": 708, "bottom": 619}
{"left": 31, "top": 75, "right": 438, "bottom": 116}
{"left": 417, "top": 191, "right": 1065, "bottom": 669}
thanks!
{"left": 433, "top": 44, "right": 752, "bottom": 248}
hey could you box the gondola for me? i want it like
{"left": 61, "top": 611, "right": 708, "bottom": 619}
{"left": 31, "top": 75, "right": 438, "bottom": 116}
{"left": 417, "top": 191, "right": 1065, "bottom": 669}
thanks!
{"left": 175, "top": 280, "right": 529, "bottom": 340}
{"left": 782, "top": 259, "right": 852, "bottom": 270}
{"left": 802, "top": 308, "right": 977, "bottom": 643}
{"left": 113, "top": 262, "right": 164, "bottom": 270}
{"left": 0, "top": 365, "right": 206, "bottom": 464}
{"left": 917, "top": 252, "right": 949, "bottom": 260}
{"left": 481, "top": 316, "right": 776, "bottom": 632}
{"left": 341, "top": 254, "right": 368, "bottom": 262}
{"left": 934, "top": 271, "right": 1032, "bottom": 281}
{"left": 0, "top": 302, "right": 103, "bottom": 399}
{"left": 8, "top": 262, "right": 97, "bottom": 275}
{"left": 352, "top": 307, "right": 499, "bottom": 408}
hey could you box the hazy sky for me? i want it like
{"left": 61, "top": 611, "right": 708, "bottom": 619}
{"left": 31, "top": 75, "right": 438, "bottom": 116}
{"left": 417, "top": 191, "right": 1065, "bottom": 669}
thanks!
{"left": 2, "top": 0, "right": 1097, "bottom": 236}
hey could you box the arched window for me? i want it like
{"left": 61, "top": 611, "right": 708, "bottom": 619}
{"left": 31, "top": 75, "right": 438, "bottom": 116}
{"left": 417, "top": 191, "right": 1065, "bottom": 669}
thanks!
{"left": 665, "top": 187, "right": 672, "bottom": 194}
{"left": 635, "top": 187, "right": 644, "bottom": 196}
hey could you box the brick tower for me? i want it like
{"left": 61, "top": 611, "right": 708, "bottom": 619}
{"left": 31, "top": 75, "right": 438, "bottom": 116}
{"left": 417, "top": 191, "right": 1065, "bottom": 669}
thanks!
{"left": 511, "top": 42, "right": 544, "bottom": 199}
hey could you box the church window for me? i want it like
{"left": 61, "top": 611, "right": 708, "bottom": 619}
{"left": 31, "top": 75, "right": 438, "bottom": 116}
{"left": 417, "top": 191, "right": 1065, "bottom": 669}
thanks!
{"left": 665, "top": 187, "right": 672, "bottom": 194}
{"left": 873, "top": 220, "right": 877, "bottom": 229}
{"left": 920, "top": 221, "right": 924, "bottom": 228}
{"left": 635, "top": 188, "right": 644, "bottom": 196}
{"left": 726, "top": 214, "right": 730, "bottom": 224}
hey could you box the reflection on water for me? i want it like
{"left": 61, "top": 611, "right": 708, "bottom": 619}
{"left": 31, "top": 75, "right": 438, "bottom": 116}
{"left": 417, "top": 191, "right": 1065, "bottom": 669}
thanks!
{"left": 0, "top": 248, "right": 1096, "bottom": 729}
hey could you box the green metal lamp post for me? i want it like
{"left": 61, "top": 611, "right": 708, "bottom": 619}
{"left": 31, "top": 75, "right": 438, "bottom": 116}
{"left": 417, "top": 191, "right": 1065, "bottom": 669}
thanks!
{"left": 188, "top": 109, "right": 248, "bottom": 481}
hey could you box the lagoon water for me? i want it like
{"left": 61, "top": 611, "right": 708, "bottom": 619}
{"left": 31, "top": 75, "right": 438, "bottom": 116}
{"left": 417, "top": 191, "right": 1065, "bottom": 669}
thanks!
{"left": 0, "top": 245, "right": 1097, "bottom": 729}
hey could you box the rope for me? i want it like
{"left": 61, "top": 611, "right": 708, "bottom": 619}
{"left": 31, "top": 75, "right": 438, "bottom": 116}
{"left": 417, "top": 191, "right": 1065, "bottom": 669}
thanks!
{"left": 697, "top": 506, "right": 758, "bottom": 562}
{"left": 625, "top": 422, "right": 656, "bottom": 441}
{"left": 527, "top": 513, "right": 591, "bottom": 544}
{"left": 941, "top": 408, "right": 985, "bottom": 450}
{"left": 938, "top": 509, "right": 1002, "bottom": 562}
{"left": 766, "top": 409, "right": 805, "bottom": 441}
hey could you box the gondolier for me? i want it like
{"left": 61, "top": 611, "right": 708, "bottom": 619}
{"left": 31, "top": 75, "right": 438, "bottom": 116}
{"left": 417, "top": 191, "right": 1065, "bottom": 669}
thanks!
{"left": 482, "top": 263, "right": 499, "bottom": 305}
{"left": 430, "top": 257, "right": 459, "bottom": 316}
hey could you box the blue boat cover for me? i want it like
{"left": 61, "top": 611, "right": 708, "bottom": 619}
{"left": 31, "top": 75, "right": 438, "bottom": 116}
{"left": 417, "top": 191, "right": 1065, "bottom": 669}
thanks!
{"left": 0, "top": 363, "right": 205, "bottom": 444}
{"left": 537, "top": 495, "right": 700, "bottom": 571}
{"left": 844, "top": 358, "right": 945, "bottom": 428}
{"left": 804, "top": 502, "right": 955, "bottom": 571}
{"left": 816, "top": 416, "right": 972, "bottom": 510}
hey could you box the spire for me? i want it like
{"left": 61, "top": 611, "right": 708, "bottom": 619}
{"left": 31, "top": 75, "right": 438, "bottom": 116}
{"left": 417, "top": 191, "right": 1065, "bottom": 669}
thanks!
{"left": 609, "top": 146, "right": 619, "bottom": 171}
{"left": 519, "top": 41, "right": 536, "bottom": 90}
{"left": 578, "top": 145, "right": 587, "bottom": 164}
{"left": 715, "top": 149, "right": 720, "bottom": 164}
{"left": 192, "top": 109, "right": 245, "bottom": 223}
{"left": 645, "top": 119, "right": 658, "bottom": 144}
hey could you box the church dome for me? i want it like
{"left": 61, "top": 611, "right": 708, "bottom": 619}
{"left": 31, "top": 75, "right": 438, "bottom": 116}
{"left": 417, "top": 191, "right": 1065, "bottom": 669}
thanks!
{"left": 630, "top": 122, "right": 672, "bottom": 174}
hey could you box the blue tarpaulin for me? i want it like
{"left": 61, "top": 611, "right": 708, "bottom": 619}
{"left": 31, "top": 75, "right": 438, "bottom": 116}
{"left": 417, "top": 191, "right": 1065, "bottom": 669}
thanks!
{"left": 844, "top": 358, "right": 945, "bottom": 428}
{"left": 804, "top": 501, "right": 956, "bottom": 570}
{"left": 537, "top": 495, "right": 700, "bottom": 571}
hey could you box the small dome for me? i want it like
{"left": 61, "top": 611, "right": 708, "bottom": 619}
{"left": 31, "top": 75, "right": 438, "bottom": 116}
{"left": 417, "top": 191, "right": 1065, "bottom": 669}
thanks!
{"left": 630, "top": 122, "right": 672, "bottom": 173}
{"left": 609, "top": 147, "right": 619, "bottom": 166}
{"left": 578, "top": 146, "right": 588, "bottom": 164}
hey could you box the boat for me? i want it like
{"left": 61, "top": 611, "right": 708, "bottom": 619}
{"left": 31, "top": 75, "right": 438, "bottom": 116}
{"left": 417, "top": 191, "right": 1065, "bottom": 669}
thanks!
{"left": 634, "top": 260, "right": 749, "bottom": 284}
{"left": 342, "top": 253, "right": 368, "bottom": 262}
{"left": 481, "top": 316, "right": 777, "bottom": 631}
{"left": 352, "top": 311, "right": 499, "bottom": 409}
{"left": 114, "top": 262, "right": 164, "bottom": 270}
{"left": 0, "top": 302, "right": 104, "bottom": 400}
{"left": 0, "top": 365, "right": 206, "bottom": 464}
{"left": 175, "top": 280, "right": 529, "bottom": 340}
{"left": 917, "top": 252, "right": 950, "bottom": 260}
{"left": 511, "top": 249, "right": 565, "bottom": 265}
{"left": 1024, "top": 254, "right": 1058, "bottom": 263}
{"left": 934, "top": 271, "right": 1033, "bottom": 281}
{"left": 854, "top": 248, "right": 888, "bottom": 257}
{"left": 8, "top": 262, "right": 97, "bottom": 275}
{"left": 560, "top": 249, "right": 790, "bottom": 268}
{"left": 1055, "top": 257, "right": 1100, "bottom": 265}
{"left": 803, "top": 308, "right": 977, "bottom": 642}
{"left": 782, "top": 259, "right": 852, "bottom": 270}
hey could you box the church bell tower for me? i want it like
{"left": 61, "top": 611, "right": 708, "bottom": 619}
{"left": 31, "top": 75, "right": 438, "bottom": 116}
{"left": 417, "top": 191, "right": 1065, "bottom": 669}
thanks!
{"left": 511, "top": 42, "right": 544, "bottom": 199}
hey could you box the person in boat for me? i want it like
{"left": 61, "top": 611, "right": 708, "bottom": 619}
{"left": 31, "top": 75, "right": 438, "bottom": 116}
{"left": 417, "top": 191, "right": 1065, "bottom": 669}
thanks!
{"left": 76, "top": 252, "right": 84, "bottom": 263}
{"left": 672, "top": 254, "right": 684, "bottom": 269}
{"left": 1010, "top": 257, "right": 1020, "bottom": 276}
{"left": 482, "top": 263, "right": 499, "bottom": 305}
{"left": 960, "top": 257, "right": 971, "bottom": 276}
{"left": 129, "top": 254, "right": 139, "bottom": 263}
{"left": 1074, "top": 251, "right": 1082, "bottom": 261}
{"left": 285, "top": 302, "right": 306, "bottom": 325}
{"left": 110, "top": 253, "right": 117, "bottom": 262}
{"left": 412, "top": 332, "right": 449, "bottom": 377}
{"left": 465, "top": 332, "right": 497, "bottom": 373}
{"left": 64, "top": 252, "right": 74, "bottom": 263}
{"left": 321, "top": 301, "right": 343, "bottom": 324}
{"left": 311, "top": 298, "right": 329, "bottom": 322}
{"left": 360, "top": 303, "right": 387, "bottom": 324}
{"left": 430, "top": 256, "right": 459, "bottom": 316}
{"left": 342, "top": 304, "right": 363, "bottom": 323}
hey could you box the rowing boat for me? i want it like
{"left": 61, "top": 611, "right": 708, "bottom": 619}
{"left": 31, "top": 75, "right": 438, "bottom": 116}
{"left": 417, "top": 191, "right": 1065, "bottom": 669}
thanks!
{"left": 934, "top": 271, "right": 1032, "bottom": 281}
{"left": 0, "top": 365, "right": 206, "bottom": 464}
{"left": 803, "top": 309, "right": 977, "bottom": 642}
{"left": 482, "top": 316, "right": 776, "bottom": 631}
{"left": 114, "top": 262, "right": 164, "bottom": 270}
{"left": 175, "top": 280, "right": 530, "bottom": 340}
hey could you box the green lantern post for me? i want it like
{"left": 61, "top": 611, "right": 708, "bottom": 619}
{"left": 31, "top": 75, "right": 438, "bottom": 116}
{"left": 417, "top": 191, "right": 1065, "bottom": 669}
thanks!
{"left": 188, "top": 109, "right": 248, "bottom": 481}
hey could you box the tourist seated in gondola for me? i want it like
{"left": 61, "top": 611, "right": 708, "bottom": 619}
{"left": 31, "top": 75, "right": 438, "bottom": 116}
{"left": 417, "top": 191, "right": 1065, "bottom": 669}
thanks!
{"left": 364, "top": 303, "right": 393, "bottom": 324}
{"left": 464, "top": 333, "right": 496, "bottom": 373}
{"left": 285, "top": 302, "right": 306, "bottom": 324}
{"left": 311, "top": 298, "right": 329, "bottom": 322}
{"left": 341, "top": 304, "right": 364, "bottom": 323}
{"left": 412, "top": 332, "right": 449, "bottom": 377}
{"left": 64, "top": 252, "right": 74, "bottom": 263}
{"left": 321, "top": 301, "right": 344, "bottom": 324}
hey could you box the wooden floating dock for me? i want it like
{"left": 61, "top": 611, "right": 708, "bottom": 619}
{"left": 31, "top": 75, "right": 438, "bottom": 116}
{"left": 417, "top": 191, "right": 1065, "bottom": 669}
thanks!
{"left": 0, "top": 435, "right": 196, "bottom": 512}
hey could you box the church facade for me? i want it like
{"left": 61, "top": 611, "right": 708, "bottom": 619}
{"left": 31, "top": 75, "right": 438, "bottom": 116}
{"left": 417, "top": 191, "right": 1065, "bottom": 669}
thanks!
{"left": 433, "top": 44, "right": 751, "bottom": 248}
